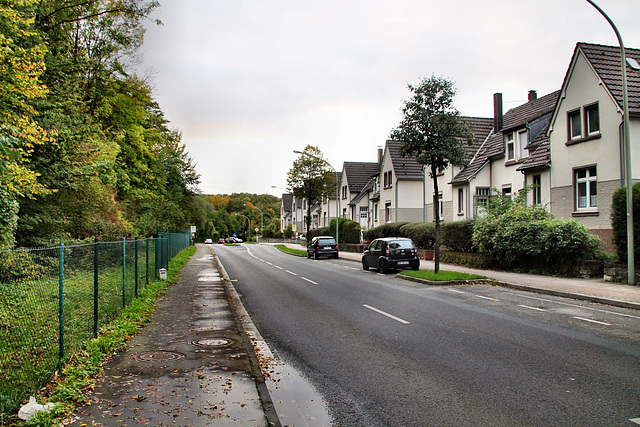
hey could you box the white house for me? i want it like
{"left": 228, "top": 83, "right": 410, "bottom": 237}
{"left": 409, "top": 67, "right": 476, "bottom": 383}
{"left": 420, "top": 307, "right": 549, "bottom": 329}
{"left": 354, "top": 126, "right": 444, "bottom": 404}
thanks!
{"left": 548, "top": 42, "right": 640, "bottom": 246}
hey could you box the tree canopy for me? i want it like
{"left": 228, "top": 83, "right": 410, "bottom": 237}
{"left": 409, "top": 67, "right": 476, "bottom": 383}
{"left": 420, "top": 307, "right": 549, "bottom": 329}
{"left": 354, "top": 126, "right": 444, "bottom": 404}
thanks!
{"left": 286, "top": 145, "right": 336, "bottom": 236}
{"left": 0, "top": 0, "right": 208, "bottom": 248}
{"left": 390, "top": 75, "right": 471, "bottom": 272}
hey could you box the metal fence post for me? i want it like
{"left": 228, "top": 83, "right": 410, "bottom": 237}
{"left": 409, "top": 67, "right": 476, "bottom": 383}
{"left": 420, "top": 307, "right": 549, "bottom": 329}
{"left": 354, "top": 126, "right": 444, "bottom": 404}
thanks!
{"left": 134, "top": 238, "right": 139, "bottom": 297}
{"left": 122, "top": 238, "right": 126, "bottom": 308}
{"left": 145, "top": 238, "right": 149, "bottom": 285}
{"left": 93, "top": 239, "right": 99, "bottom": 337}
{"left": 58, "top": 242, "right": 65, "bottom": 363}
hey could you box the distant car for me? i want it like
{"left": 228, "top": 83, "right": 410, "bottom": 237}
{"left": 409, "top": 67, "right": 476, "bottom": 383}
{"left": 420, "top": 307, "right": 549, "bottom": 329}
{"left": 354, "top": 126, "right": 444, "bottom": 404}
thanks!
{"left": 204, "top": 238, "right": 213, "bottom": 244}
{"left": 362, "top": 237, "right": 419, "bottom": 274}
{"left": 217, "top": 238, "right": 225, "bottom": 244}
{"left": 307, "top": 236, "right": 339, "bottom": 259}
{"left": 234, "top": 237, "right": 243, "bottom": 243}
{"left": 225, "top": 237, "right": 235, "bottom": 243}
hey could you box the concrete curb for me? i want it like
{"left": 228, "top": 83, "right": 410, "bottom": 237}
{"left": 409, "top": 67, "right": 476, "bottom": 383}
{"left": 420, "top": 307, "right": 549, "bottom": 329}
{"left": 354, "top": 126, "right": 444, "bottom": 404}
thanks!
{"left": 210, "top": 248, "right": 282, "bottom": 427}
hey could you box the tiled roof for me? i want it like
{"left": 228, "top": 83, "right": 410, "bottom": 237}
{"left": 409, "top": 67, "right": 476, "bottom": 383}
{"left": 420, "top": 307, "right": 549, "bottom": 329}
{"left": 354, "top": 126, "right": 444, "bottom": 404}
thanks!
{"left": 577, "top": 43, "right": 640, "bottom": 113}
{"left": 343, "top": 162, "right": 379, "bottom": 193}
{"left": 517, "top": 136, "right": 550, "bottom": 171}
{"left": 281, "top": 193, "right": 293, "bottom": 211}
{"left": 451, "top": 91, "right": 559, "bottom": 184}
{"left": 460, "top": 116, "right": 494, "bottom": 162}
{"left": 349, "top": 177, "right": 374, "bottom": 205}
{"left": 501, "top": 90, "right": 560, "bottom": 131}
{"left": 386, "top": 140, "right": 424, "bottom": 179}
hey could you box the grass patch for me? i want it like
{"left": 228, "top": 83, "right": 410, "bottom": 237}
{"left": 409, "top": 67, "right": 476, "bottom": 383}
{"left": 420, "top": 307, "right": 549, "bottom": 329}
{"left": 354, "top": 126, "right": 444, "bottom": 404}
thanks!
{"left": 14, "top": 246, "right": 197, "bottom": 427}
{"left": 274, "top": 244, "right": 307, "bottom": 256}
{"left": 400, "top": 269, "right": 487, "bottom": 282}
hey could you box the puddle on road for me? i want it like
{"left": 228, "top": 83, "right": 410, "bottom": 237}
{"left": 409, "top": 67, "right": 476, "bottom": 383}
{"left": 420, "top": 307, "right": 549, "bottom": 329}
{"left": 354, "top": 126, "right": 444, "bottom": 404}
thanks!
{"left": 252, "top": 336, "right": 332, "bottom": 426}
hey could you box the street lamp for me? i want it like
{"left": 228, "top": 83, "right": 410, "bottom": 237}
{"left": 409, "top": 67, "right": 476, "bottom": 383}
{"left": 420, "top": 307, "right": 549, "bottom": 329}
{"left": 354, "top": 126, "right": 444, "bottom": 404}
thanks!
{"left": 234, "top": 213, "right": 250, "bottom": 241}
{"left": 293, "top": 150, "right": 340, "bottom": 248}
{"left": 586, "top": 0, "right": 635, "bottom": 284}
{"left": 244, "top": 203, "right": 263, "bottom": 242}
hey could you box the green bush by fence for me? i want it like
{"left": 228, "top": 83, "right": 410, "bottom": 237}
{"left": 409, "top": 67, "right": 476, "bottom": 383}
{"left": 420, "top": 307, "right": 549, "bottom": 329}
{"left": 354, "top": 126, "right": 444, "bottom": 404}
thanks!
{"left": 0, "top": 232, "right": 191, "bottom": 418}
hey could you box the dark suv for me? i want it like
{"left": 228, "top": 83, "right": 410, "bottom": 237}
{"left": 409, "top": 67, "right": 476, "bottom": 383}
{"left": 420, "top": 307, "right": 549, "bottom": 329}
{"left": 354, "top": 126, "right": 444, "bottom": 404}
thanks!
{"left": 307, "top": 236, "right": 339, "bottom": 259}
{"left": 362, "top": 237, "right": 419, "bottom": 273}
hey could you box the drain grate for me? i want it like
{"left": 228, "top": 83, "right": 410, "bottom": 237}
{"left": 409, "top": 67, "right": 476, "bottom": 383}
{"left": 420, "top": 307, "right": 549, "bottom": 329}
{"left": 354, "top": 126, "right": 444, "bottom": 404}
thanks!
{"left": 131, "top": 350, "right": 185, "bottom": 362}
{"left": 191, "top": 338, "right": 235, "bottom": 348}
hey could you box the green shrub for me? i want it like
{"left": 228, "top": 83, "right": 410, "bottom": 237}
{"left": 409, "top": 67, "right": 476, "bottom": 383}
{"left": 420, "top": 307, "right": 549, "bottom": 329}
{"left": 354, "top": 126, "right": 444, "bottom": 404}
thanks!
{"left": 399, "top": 222, "right": 436, "bottom": 249}
{"left": 330, "top": 218, "right": 361, "bottom": 244}
{"left": 611, "top": 182, "right": 640, "bottom": 262}
{"left": 441, "top": 220, "right": 475, "bottom": 252}
{"left": 283, "top": 224, "right": 294, "bottom": 238}
{"left": 473, "top": 205, "right": 603, "bottom": 274}
{"left": 308, "top": 226, "right": 331, "bottom": 242}
{"left": 363, "top": 222, "right": 409, "bottom": 241}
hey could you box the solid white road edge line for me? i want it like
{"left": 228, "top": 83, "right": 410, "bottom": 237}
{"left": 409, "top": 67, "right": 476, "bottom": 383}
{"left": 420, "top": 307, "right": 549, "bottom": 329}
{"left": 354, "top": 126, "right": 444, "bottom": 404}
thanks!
{"left": 363, "top": 304, "right": 410, "bottom": 324}
{"left": 517, "top": 294, "right": 640, "bottom": 320}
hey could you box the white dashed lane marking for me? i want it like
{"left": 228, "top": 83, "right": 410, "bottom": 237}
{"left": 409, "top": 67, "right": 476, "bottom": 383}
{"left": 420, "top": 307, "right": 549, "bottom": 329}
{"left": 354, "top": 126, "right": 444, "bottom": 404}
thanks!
{"left": 363, "top": 305, "right": 410, "bottom": 325}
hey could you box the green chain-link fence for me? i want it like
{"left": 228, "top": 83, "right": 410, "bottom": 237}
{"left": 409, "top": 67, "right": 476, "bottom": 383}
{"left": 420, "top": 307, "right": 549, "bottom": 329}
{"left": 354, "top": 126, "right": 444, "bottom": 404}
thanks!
{"left": 0, "top": 232, "right": 191, "bottom": 416}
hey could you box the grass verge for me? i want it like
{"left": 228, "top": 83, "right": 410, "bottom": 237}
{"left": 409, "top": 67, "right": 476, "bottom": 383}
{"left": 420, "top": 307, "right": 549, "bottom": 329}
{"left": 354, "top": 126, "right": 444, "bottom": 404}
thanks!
{"left": 16, "top": 246, "right": 197, "bottom": 427}
{"left": 400, "top": 269, "right": 487, "bottom": 282}
{"left": 275, "top": 244, "right": 307, "bottom": 256}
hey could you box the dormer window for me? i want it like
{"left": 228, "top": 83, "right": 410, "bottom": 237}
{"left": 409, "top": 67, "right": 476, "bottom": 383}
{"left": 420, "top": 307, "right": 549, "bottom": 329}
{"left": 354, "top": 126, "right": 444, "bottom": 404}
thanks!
{"left": 505, "top": 129, "right": 528, "bottom": 162}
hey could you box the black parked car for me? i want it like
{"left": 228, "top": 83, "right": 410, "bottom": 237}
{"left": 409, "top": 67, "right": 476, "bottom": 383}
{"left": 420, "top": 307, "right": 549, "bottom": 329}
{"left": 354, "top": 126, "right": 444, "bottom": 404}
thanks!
{"left": 362, "top": 237, "right": 420, "bottom": 273}
{"left": 307, "top": 236, "right": 339, "bottom": 259}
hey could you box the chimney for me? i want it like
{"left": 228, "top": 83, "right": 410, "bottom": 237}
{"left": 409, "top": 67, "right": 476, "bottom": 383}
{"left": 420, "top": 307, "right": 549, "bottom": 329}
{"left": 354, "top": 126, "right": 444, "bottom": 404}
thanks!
{"left": 378, "top": 147, "right": 383, "bottom": 164}
{"left": 493, "top": 93, "right": 503, "bottom": 131}
{"left": 528, "top": 90, "right": 537, "bottom": 101}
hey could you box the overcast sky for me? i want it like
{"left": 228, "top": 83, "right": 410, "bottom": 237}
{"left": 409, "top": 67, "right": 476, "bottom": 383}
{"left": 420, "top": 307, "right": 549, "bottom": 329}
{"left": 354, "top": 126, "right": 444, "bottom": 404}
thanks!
{"left": 136, "top": 0, "right": 640, "bottom": 197}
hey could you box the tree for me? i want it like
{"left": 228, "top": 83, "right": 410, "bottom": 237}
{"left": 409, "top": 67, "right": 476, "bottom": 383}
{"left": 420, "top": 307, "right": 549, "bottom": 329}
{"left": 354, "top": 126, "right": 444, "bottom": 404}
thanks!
{"left": 390, "top": 76, "right": 472, "bottom": 272}
{"left": 286, "top": 145, "right": 336, "bottom": 238}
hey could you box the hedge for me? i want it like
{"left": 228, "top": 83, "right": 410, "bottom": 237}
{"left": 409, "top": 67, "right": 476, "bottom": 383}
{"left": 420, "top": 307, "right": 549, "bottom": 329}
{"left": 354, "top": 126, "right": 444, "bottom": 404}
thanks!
{"left": 611, "top": 182, "right": 640, "bottom": 262}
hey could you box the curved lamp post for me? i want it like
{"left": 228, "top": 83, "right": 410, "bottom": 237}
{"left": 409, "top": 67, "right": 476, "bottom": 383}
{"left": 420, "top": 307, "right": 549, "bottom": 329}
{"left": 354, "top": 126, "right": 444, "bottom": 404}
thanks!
{"left": 586, "top": 0, "right": 635, "bottom": 284}
{"left": 293, "top": 150, "right": 340, "bottom": 247}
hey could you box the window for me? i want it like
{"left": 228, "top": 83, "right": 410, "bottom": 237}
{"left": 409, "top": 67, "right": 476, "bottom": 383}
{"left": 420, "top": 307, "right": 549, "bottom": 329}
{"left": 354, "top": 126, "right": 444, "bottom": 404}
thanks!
{"left": 569, "top": 109, "right": 582, "bottom": 140}
{"left": 383, "top": 171, "right": 393, "bottom": 187}
{"left": 568, "top": 104, "right": 600, "bottom": 142}
{"left": 505, "top": 133, "right": 515, "bottom": 161}
{"left": 532, "top": 175, "right": 542, "bottom": 205}
{"left": 505, "top": 130, "right": 528, "bottom": 162}
{"left": 342, "top": 185, "right": 348, "bottom": 199}
{"left": 518, "top": 130, "right": 528, "bottom": 160}
{"left": 474, "top": 187, "right": 491, "bottom": 215}
{"left": 374, "top": 203, "right": 378, "bottom": 221}
{"left": 502, "top": 185, "right": 512, "bottom": 199}
{"left": 457, "top": 188, "right": 464, "bottom": 214}
{"left": 575, "top": 166, "right": 597, "bottom": 210}
{"left": 385, "top": 202, "right": 391, "bottom": 222}
{"left": 586, "top": 104, "right": 600, "bottom": 135}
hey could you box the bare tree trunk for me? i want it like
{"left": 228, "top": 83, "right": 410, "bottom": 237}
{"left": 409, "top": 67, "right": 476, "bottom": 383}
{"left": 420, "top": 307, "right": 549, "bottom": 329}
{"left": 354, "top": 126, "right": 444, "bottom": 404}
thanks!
{"left": 432, "top": 166, "right": 440, "bottom": 274}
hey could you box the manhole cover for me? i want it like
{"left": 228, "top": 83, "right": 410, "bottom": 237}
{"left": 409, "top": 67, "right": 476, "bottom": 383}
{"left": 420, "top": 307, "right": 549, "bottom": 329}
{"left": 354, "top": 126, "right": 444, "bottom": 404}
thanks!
{"left": 131, "top": 350, "right": 185, "bottom": 362}
{"left": 191, "top": 338, "right": 235, "bottom": 348}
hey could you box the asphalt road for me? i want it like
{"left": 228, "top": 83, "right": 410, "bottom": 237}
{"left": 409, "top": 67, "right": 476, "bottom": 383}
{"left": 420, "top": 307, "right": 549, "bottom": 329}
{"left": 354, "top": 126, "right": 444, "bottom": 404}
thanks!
{"left": 214, "top": 244, "right": 640, "bottom": 427}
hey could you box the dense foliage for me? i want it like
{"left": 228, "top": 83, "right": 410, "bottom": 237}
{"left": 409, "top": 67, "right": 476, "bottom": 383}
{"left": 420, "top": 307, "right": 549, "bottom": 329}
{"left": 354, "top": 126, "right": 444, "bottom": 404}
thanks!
{"left": 0, "top": 0, "right": 208, "bottom": 248}
{"left": 611, "top": 182, "right": 640, "bottom": 262}
{"left": 473, "top": 190, "right": 604, "bottom": 274}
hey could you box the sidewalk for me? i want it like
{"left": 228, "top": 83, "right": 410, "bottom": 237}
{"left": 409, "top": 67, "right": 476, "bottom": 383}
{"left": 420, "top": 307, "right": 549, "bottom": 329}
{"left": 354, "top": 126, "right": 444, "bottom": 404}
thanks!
{"left": 276, "top": 242, "right": 640, "bottom": 311}
{"left": 68, "top": 244, "right": 274, "bottom": 426}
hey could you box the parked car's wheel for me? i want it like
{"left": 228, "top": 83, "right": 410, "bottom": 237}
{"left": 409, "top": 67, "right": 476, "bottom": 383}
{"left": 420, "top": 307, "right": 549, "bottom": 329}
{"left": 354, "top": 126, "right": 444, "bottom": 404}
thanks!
{"left": 378, "top": 259, "right": 388, "bottom": 274}
{"left": 362, "top": 259, "right": 369, "bottom": 271}
{"left": 313, "top": 251, "right": 319, "bottom": 260}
